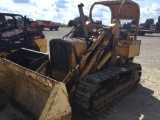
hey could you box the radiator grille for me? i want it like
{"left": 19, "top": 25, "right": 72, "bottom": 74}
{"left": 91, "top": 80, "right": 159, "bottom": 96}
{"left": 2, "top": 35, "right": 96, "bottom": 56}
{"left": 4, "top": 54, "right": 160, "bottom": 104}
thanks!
{"left": 50, "top": 40, "right": 70, "bottom": 72}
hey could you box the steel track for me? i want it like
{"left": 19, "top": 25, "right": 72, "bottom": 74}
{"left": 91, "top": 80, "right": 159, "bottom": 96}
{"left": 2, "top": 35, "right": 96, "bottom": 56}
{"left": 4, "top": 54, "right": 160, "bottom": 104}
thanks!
{"left": 74, "top": 62, "right": 141, "bottom": 115}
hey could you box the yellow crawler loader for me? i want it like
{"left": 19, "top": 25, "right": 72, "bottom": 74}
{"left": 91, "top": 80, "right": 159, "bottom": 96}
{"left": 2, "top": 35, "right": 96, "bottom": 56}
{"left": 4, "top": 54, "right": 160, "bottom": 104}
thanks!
{"left": 0, "top": 0, "right": 141, "bottom": 119}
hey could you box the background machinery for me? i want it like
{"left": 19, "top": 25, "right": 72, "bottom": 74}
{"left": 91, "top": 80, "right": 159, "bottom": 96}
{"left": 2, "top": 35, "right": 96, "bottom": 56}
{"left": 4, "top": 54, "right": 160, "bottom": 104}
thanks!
{"left": 0, "top": 13, "right": 47, "bottom": 57}
{"left": 138, "top": 16, "right": 160, "bottom": 36}
{"left": 0, "top": 0, "right": 141, "bottom": 119}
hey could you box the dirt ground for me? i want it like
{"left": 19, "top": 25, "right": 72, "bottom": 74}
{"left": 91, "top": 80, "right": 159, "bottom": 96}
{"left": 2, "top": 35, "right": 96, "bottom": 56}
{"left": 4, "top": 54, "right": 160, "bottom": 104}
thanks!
{"left": 0, "top": 27, "right": 160, "bottom": 120}
{"left": 44, "top": 28, "right": 160, "bottom": 120}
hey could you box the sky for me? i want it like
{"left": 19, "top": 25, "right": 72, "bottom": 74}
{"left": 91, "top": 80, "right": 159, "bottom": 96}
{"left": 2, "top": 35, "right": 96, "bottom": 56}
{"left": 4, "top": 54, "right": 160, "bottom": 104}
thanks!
{"left": 0, "top": 0, "right": 160, "bottom": 25}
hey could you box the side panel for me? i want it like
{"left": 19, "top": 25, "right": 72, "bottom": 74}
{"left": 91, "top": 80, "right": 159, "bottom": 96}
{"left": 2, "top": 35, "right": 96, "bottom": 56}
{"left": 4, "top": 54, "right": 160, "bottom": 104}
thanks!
{"left": 34, "top": 39, "right": 47, "bottom": 52}
{"left": 117, "top": 40, "right": 141, "bottom": 58}
{"left": 128, "top": 43, "right": 140, "bottom": 58}
{"left": 117, "top": 46, "right": 129, "bottom": 57}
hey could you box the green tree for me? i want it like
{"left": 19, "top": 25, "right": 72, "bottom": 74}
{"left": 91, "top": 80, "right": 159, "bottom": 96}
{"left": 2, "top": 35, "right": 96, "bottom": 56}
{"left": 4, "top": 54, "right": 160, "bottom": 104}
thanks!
{"left": 74, "top": 15, "right": 89, "bottom": 24}
{"left": 145, "top": 18, "right": 154, "bottom": 29}
{"left": 68, "top": 15, "right": 89, "bottom": 27}
{"left": 68, "top": 20, "right": 74, "bottom": 27}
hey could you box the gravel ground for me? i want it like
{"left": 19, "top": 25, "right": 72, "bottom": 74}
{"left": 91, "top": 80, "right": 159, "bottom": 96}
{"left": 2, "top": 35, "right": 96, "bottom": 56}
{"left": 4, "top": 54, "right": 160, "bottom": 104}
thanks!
{"left": 44, "top": 28, "right": 160, "bottom": 120}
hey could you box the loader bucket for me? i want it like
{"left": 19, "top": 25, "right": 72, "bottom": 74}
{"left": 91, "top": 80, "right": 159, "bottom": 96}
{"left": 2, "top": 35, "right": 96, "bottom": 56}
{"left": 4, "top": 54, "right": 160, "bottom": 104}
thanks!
{"left": 0, "top": 49, "right": 71, "bottom": 120}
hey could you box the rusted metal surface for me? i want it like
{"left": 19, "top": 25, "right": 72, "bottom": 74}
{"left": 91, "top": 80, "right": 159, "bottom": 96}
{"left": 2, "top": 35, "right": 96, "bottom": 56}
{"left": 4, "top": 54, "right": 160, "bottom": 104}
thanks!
{"left": 2, "top": 59, "right": 54, "bottom": 89}
{"left": 0, "top": 58, "right": 71, "bottom": 120}
{"left": 39, "top": 83, "right": 71, "bottom": 120}
{"left": 89, "top": 0, "right": 140, "bottom": 40}
{"left": 89, "top": 0, "right": 140, "bottom": 20}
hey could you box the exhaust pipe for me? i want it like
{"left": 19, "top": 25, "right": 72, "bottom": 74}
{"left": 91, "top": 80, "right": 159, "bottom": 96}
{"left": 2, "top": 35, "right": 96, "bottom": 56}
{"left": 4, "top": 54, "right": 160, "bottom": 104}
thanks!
{"left": 78, "top": 3, "right": 88, "bottom": 38}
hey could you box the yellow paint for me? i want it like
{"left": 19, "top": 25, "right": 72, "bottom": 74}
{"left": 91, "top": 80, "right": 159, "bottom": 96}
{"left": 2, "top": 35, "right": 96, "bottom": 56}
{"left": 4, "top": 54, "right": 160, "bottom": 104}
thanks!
{"left": 0, "top": 58, "right": 71, "bottom": 120}
{"left": 39, "top": 82, "right": 71, "bottom": 120}
{"left": 0, "top": 1, "right": 141, "bottom": 119}
{"left": 34, "top": 38, "right": 47, "bottom": 52}
{"left": 97, "top": 50, "right": 112, "bottom": 70}
{"left": 117, "top": 40, "right": 141, "bottom": 58}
